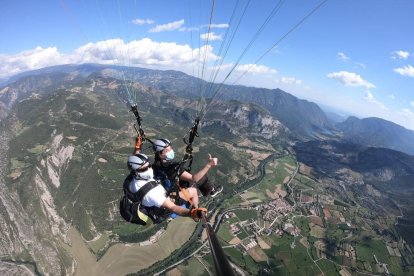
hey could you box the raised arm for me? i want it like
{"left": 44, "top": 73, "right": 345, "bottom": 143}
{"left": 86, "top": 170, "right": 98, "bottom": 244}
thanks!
{"left": 191, "top": 154, "right": 217, "bottom": 183}
{"left": 133, "top": 136, "right": 142, "bottom": 154}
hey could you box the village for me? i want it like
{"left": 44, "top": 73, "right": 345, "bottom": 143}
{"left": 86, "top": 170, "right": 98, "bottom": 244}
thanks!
{"left": 216, "top": 183, "right": 400, "bottom": 276}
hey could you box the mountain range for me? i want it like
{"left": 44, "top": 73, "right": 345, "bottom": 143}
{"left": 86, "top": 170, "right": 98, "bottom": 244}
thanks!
{"left": 2, "top": 63, "right": 413, "bottom": 156}
{"left": 336, "top": 116, "right": 414, "bottom": 155}
{"left": 1, "top": 64, "right": 331, "bottom": 138}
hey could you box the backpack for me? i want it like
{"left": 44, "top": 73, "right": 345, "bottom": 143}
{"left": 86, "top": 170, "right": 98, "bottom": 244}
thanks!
{"left": 119, "top": 175, "right": 159, "bottom": 225}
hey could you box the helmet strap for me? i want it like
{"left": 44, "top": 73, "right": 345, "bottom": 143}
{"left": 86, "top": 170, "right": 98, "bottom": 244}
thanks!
{"left": 132, "top": 170, "right": 139, "bottom": 179}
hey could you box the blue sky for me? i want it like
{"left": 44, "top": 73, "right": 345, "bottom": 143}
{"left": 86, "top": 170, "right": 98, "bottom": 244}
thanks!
{"left": 1, "top": 0, "right": 414, "bottom": 130}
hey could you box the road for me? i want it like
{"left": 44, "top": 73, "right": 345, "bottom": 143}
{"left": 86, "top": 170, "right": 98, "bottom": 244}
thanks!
{"left": 285, "top": 159, "right": 299, "bottom": 207}
{"left": 154, "top": 241, "right": 209, "bottom": 276}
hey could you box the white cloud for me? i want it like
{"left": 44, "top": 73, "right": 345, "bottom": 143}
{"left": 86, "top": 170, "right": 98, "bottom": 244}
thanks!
{"left": 0, "top": 38, "right": 220, "bottom": 79}
{"left": 0, "top": 46, "right": 68, "bottom": 78}
{"left": 209, "top": 63, "right": 233, "bottom": 72}
{"left": 280, "top": 77, "right": 302, "bottom": 85}
{"left": 179, "top": 26, "right": 199, "bottom": 32}
{"left": 208, "top": 24, "right": 229, "bottom": 28}
{"left": 181, "top": 23, "right": 228, "bottom": 33}
{"left": 200, "top": 23, "right": 229, "bottom": 29}
{"left": 393, "top": 65, "right": 414, "bottom": 77}
{"left": 75, "top": 38, "right": 218, "bottom": 65}
{"left": 399, "top": 109, "right": 414, "bottom": 123}
{"left": 337, "top": 52, "right": 349, "bottom": 61}
{"left": 356, "top": 62, "right": 366, "bottom": 69}
{"left": 410, "top": 101, "right": 414, "bottom": 107}
{"left": 391, "top": 50, "right": 410, "bottom": 60}
{"left": 131, "top": 18, "right": 154, "bottom": 25}
{"left": 327, "top": 71, "right": 375, "bottom": 90}
{"left": 235, "top": 64, "right": 277, "bottom": 74}
{"left": 200, "top": 32, "right": 222, "bottom": 41}
{"left": 388, "top": 94, "right": 395, "bottom": 100}
{"left": 337, "top": 53, "right": 367, "bottom": 69}
{"left": 149, "top": 19, "right": 185, "bottom": 33}
{"left": 364, "top": 91, "right": 387, "bottom": 110}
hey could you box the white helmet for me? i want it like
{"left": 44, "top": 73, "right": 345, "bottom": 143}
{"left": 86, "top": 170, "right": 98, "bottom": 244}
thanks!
{"left": 127, "top": 153, "right": 149, "bottom": 171}
{"left": 152, "top": 138, "right": 171, "bottom": 152}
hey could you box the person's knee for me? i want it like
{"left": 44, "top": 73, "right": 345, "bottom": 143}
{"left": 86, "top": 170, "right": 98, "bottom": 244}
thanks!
{"left": 197, "top": 175, "right": 213, "bottom": 196}
{"left": 178, "top": 187, "right": 197, "bottom": 202}
{"left": 188, "top": 187, "right": 198, "bottom": 197}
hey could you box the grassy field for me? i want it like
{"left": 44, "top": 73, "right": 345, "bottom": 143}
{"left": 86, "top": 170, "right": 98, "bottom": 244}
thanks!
{"left": 112, "top": 223, "right": 150, "bottom": 236}
{"left": 223, "top": 247, "right": 260, "bottom": 275}
{"left": 227, "top": 216, "right": 239, "bottom": 224}
{"left": 295, "top": 174, "right": 318, "bottom": 190}
{"left": 294, "top": 216, "right": 311, "bottom": 237}
{"left": 317, "top": 258, "right": 341, "bottom": 275}
{"left": 222, "top": 195, "right": 243, "bottom": 208}
{"left": 388, "top": 256, "right": 404, "bottom": 276}
{"left": 87, "top": 232, "right": 111, "bottom": 254}
{"left": 356, "top": 239, "right": 390, "bottom": 264}
{"left": 237, "top": 230, "right": 249, "bottom": 240}
{"left": 309, "top": 223, "right": 326, "bottom": 239}
{"left": 260, "top": 234, "right": 324, "bottom": 275}
{"left": 234, "top": 209, "right": 258, "bottom": 221}
{"left": 217, "top": 223, "right": 233, "bottom": 243}
{"left": 175, "top": 257, "right": 208, "bottom": 276}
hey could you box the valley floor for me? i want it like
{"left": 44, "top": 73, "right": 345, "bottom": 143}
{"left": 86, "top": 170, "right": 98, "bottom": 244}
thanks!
{"left": 62, "top": 218, "right": 196, "bottom": 276}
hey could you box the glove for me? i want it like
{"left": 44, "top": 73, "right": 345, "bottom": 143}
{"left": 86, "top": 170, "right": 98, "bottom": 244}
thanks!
{"left": 190, "top": 207, "right": 207, "bottom": 221}
{"left": 134, "top": 136, "right": 142, "bottom": 151}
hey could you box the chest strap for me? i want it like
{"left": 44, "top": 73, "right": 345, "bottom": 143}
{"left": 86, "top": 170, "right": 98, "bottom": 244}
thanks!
{"left": 126, "top": 180, "right": 159, "bottom": 202}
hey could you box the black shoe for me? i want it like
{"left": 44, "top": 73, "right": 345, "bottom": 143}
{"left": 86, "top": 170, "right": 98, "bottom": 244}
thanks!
{"left": 210, "top": 185, "right": 223, "bottom": 197}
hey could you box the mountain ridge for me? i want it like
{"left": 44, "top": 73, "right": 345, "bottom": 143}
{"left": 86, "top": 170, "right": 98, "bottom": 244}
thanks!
{"left": 2, "top": 63, "right": 413, "bottom": 155}
{"left": 1, "top": 63, "right": 332, "bottom": 138}
{"left": 336, "top": 116, "right": 414, "bottom": 156}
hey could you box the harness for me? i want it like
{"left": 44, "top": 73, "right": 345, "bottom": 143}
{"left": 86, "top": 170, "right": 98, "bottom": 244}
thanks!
{"left": 153, "top": 161, "right": 189, "bottom": 207}
{"left": 120, "top": 174, "right": 163, "bottom": 225}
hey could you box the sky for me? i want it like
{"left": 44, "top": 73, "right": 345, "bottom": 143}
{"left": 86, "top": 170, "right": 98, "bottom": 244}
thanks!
{"left": 1, "top": 0, "right": 414, "bottom": 130}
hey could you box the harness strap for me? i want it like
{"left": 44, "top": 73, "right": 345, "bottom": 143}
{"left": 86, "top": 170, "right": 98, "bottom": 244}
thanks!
{"left": 124, "top": 178, "right": 159, "bottom": 203}
{"left": 136, "top": 180, "right": 159, "bottom": 202}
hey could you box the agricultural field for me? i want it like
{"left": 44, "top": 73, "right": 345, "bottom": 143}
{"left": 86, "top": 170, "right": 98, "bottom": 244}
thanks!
{"left": 171, "top": 257, "right": 208, "bottom": 276}
{"left": 239, "top": 156, "right": 295, "bottom": 203}
{"left": 63, "top": 218, "right": 196, "bottom": 276}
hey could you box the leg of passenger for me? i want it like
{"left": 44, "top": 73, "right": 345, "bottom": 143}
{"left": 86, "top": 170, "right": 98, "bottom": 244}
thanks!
{"left": 179, "top": 187, "right": 199, "bottom": 208}
{"left": 188, "top": 187, "right": 199, "bottom": 208}
{"left": 197, "top": 175, "right": 213, "bottom": 196}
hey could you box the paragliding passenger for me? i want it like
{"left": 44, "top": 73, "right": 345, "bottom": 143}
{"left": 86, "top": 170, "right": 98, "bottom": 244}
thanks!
{"left": 125, "top": 151, "right": 207, "bottom": 222}
{"left": 150, "top": 138, "right": 223, "bottom": 198}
